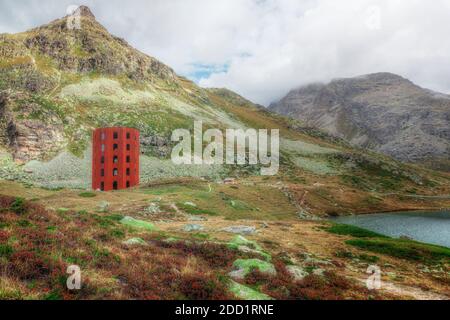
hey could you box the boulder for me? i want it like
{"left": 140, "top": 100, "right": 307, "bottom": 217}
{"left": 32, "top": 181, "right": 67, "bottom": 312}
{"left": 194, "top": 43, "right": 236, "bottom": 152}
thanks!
{"left": 229, "top": 259, "right": 276, "bottom": 280}
{"left": 228, "top": 281, "right": 273, "bottom": 300}
{"left": 122, "top": 238, "right": 147, "bottom": 246}
{"left": 222, "top": 226, "right": 257, "bottom": 235}
{"left": 286, "top": 265, "right": 309, "bottom": 281}
{"left": 183, "top": 224, "right": 204, "bottom": 232}
{"left": 120, "top": 216, "right": 156, "bottom": 231}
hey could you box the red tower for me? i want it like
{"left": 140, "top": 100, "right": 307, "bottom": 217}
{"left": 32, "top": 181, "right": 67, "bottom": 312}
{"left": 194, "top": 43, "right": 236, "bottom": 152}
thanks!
{"left": 92, "top": 127, "right": 140, "bottom": 191}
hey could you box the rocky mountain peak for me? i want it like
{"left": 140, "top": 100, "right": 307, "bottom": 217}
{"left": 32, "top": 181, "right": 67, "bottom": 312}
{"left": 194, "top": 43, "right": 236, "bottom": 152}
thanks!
{"left": 73, "top": 5, "right": 96, "bottom": 19}
{"left": 1, "top": 5, "right": 177, "bottom": 87}
{"left": 269, "top": 73, "right": 450, "bottom": 169}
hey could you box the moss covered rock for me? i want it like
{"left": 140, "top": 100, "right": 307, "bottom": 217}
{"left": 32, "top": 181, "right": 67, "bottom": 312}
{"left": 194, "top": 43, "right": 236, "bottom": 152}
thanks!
{"left": 120, "top": 216, "right": 156, "bottom": 231}
{"left": 228, "top": 281, "right": 273, "bottom": 300}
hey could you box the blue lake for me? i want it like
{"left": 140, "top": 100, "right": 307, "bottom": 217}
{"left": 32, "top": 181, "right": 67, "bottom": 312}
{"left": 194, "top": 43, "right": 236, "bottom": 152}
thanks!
{"left": 333, "top": 210, "right": 450, "bottom": 248}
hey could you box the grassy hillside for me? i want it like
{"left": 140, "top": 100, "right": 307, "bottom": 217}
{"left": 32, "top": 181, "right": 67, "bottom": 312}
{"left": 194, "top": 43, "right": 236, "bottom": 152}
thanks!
{"left": 0, "top": 9, "right": 449, "bottom": 216}
{"left": 0, "top": 181, "right": 448, "bottom": 300}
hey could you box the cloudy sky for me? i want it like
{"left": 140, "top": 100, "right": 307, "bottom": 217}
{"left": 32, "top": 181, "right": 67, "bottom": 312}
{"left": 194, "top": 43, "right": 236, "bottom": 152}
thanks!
{"left": 1, "top": 0, "right": 450, "bottom": 105}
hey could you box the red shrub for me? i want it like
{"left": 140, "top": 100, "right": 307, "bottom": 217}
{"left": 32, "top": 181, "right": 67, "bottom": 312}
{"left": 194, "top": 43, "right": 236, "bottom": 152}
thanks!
{"left": 288, "top": 273, "right": 348, "bottom": 300}
{"left": 178, "top": 274, "right": 232, "bottom": 300}
{"left": 119, "top": 266, "right": 178, "bottom": 300}
{"left": 0, "top": 195, "right": 14, "bottom": 209}
{"left": 0, "top": 230, "right": 9, "bottom": 243}
{"left": 26, "top": 203, "right": 52, "bottom": 222}
{"left": 326, "top": 271, "right": 351, "bottom": 290}
{"left": 245, "top": 269, "right": 272, "bottom": 286}
{"left": 158, "top": 241, "right": 245, "bottom": 269}
{"left": 17, "top": 228, "right": 59, "bottom": 250}
{"left": 243, "top": 259, "right": 354, "bottom": 300}
{"left": 9, "top": 251, "right": 51, "bottom": 280}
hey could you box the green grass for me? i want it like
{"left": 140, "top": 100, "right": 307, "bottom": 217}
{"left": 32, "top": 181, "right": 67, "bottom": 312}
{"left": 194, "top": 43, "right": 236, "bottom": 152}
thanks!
{"left": 10, "top": 197, "right": 26, "bottom": 215}
{"left": 232, "top": 259, "right": 276, "bottom": 276}
{"left": 327, "top": 223, "right": 449, "bottom": 264}
{"left": 335, "top": 250, "right": 380, "bottom": 263}
{"left": 57, "top": 208, "right": 70, "bottom": 214}
{"left": 346, "top": 238, "right": 450, "bottom": 264}
{"left": 109, "top": 229, "right": 126, "bottom": 239}
{"left": 17, "top": 220, "right": 33, "bottom": 227}
{"left": 120, "top": 216, "right": 156, "bottom": 231}
{"left": 177, "top": 202, "right": 218, "bottom": 216}
{"left": 44, "top": 290, "right": 63, "bottom": 300}
{"left": 228, "top": 280, "right": 273, "bottom": 300}
{"left": 190, "top": 233, "right": 210, "bottom": 240}
{"left": 78, "top": 192, "right": 97, "bottom": 198}
{"left": 0, "top": 244, "right": 14, "bottom": 258}
{"left": 326, "top": 224, "right": 388, "bottom": 238}
{"left": 143, "top": 185, "right": 191, "bottom": 195}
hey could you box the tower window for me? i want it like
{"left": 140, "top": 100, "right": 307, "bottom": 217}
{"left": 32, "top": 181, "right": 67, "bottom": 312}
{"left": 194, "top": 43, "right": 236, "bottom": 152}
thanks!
{"left": 100, "top": 182, "right": 104, "bottom": 191}
{"left": 127, "top": 144, "right": 131, "bottom": 151}
{"left": 101, "top": 156, "right": 105, "bottom": 164}
{"left": 101, "top": 132, "right": 106, "bottom": 140}
{"left": 101, "top": 144, "right": 105, "bottom": 152}
{"left": 113, "top": 144, "right": 118, "bottom": 150}
{"left": 127, "top": 133, "right": 131, "bottom": 139}
{"left": 101, "top": 169, "right": 105, "bottom": 177}
{"left": 113, "top": 168, "right": 118, "bottom": 176}
{"left": 126, "top": 156, "right": 130, "bottom": 163}
{"left": 113, "top": 181, "right": 118, "bottom": 190}
{"left": 113, "top": 132, "right": 118, "bottom": 139}
{"left": 113, "top": 156, "right": 118, "bottom": 164}
{"left": 126, "top": 181, "right": 130, "bottom": 188}
{"left": 126, "top": 168, "right": 130, "bottom": 176}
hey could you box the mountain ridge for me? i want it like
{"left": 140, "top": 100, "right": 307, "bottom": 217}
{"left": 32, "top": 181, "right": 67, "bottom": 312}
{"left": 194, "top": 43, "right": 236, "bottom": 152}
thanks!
{"left": 0, "top": 6, "right": 449, "bottom": 216}
{"left": 269, "top": 72, "right": 450, "bottom": 171}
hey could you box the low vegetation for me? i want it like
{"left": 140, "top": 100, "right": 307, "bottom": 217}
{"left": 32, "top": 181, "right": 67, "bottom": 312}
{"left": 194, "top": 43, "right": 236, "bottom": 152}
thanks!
{"left": 326, "top": 223, "right": 450, "bottom": 265}
{"left": 325, "top": 224, "right": 388, "bottom": 238}
{"left": 78, "top": 192, "right": 97, "bottom": 198}
{"left": 0, "top": 194, "right": 391, "bottom": 300}
{"left": 346, "top": 239, "right": 450, "bottom": 264}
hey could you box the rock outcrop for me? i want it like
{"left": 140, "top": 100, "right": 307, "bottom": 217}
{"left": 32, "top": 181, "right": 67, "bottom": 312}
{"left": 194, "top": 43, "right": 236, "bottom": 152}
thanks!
{"left": 0, "top": 92, "right": 65, "bottom": 163}
{"left": 0, "top": 5, "right": 180, "bottom": 163}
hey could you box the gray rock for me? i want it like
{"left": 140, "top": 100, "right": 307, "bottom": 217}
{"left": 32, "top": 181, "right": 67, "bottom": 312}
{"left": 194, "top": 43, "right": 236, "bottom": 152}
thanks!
{"left": 222, "top": 226, "right": 257, "bottom": 235}
{"left": 286, "top": 265, "right": 309, "bottom": 281}
{"left": 229, "top": 259, "right": 277, "bottom": 280}
{"left": 188, "top": 215, "right": 208, "bottom": 222}
{"left": 144, "top": 203, "right": 161, "bottom": 215}
{"left": 301, "top": 253, "right": 333, "bottom": 267}
{"left": 183, "top": 224, "right": 205, "bottom": 232}
{"left": 228, "top": 268, "right": 247, "bottom": 280}
{"left": 97, "top": 201, "right": 110, "bottom": 213}
{"left": 312, "top": 268, "right": 325, "bottom": 277}
{"left": 122, "top": 238, "right": 147, "bottom": 246}
{"left": 184, "top": 202, "right": 197, "bottom": 207}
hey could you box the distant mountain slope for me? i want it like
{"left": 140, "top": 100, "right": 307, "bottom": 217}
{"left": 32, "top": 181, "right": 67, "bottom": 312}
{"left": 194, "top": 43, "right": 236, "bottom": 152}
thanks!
{"left": 269, "top": 73, "right": 450, "bottom": 171}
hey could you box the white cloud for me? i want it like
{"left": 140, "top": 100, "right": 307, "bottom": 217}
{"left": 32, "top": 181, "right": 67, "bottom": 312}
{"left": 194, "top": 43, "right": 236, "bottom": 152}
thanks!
{"left": 1, "top": 0, "right": 450, "bottom": 105}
